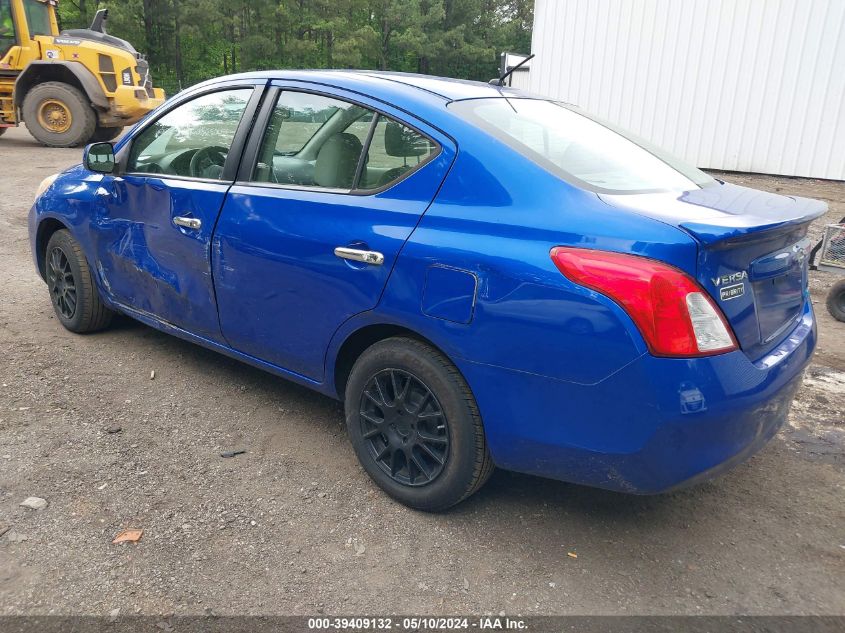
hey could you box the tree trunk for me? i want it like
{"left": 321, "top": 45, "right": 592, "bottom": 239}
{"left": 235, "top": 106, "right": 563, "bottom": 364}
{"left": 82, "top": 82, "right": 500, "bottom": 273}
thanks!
{"left": 173, "top": 0, "right": 183, "bottom": 88}
{"left": 142, "top": 0, "right": 155, "bottom": 66}
{"left": 379, "top": 19, "right": 391, "bottom": 70}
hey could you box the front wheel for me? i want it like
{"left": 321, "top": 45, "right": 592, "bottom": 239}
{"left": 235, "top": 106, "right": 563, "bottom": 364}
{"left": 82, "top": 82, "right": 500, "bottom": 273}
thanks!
{"left": 45, "top": 230, "right": 113, "bottom": 333}
{"left": 345, "top": 337, "right": 494, "bottom": 511}
{"left": 827, "top": 279, "right": 845, "bottom": 322}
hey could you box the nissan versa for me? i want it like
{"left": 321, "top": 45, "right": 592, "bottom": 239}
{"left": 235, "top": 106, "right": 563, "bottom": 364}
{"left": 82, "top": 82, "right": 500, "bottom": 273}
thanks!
{"left": 29, "top": 71, "right": 825, "bottom": 510}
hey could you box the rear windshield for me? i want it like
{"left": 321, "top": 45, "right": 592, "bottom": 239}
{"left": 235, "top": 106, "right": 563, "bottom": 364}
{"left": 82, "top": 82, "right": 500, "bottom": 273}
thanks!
{"left": 449, "top": 98, "right": 714, "bottom": 194}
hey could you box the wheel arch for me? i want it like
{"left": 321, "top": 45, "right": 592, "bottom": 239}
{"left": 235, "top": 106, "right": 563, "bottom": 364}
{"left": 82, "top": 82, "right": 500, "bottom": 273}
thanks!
{"left": 15, "top": 62, "right": 109, "bottom": 111}
{"left": 331, "top": 323, "right": 460, "bottom": 401}
{"left": 35, "top": 217, "right": 71, "bottom": 280}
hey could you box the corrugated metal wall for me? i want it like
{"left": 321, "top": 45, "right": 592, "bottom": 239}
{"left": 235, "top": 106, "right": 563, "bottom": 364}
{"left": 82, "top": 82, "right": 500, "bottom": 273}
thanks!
{"left": 526, "top": 0, "right": 845, "bottom": 180}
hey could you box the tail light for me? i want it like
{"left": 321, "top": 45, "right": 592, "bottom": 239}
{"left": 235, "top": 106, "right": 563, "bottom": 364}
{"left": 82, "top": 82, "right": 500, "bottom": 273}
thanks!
{"left": 550, "top": 247, "right": 737, "bottom": 357}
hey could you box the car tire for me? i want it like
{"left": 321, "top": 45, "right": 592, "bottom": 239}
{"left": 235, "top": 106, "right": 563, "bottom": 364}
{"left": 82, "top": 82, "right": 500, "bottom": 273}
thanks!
{"left": 45, "top": 230, "right": 113, "bottom": 333}
{"left": 345, "top": 336, "right": 494, "bottom": 511}
{"left": 826, "top": 279, "right": 845, "bottom": 322}
{"left": 0, "top": 127, "right": 6, "bottom": 137}
{"left": 91, "top": 125, "right": 123, "bottom": 142}
{"left": 23, "top": 82, "right": 97, "bottom": 148}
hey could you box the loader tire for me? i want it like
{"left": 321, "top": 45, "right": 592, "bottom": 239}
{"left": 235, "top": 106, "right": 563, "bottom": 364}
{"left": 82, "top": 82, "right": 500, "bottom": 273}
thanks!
{"left": 23, "top": 82, "right": 97, "bottom": 148}
{"left": 827, "top": 279, "right": 845, "bottom": 323}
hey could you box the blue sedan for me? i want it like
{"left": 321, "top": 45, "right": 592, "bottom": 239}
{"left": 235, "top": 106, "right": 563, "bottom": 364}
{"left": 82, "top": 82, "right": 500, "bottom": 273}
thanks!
{"left": 29, "top": 71, "right": 825, "bottom": 510}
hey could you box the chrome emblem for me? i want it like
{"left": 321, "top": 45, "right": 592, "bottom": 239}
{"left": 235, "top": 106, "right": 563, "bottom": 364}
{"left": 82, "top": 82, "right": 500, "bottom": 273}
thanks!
{"left": 711, "top": 271, "right": 748, "bottom": 286}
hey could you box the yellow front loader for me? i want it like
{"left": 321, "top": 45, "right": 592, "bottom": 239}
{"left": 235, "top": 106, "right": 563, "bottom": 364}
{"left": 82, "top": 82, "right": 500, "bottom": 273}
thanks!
{"left": 0, "top": 0, "right": 164, "bottom": 146}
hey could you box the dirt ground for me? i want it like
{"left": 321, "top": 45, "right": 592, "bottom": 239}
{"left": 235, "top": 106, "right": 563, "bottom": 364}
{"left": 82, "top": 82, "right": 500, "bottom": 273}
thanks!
{"left": 0, "top": 125, "right": 843, "bottom": 617}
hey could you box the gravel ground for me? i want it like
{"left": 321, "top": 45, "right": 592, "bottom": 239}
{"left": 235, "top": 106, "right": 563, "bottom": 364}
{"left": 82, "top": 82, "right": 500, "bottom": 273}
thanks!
{"left": 0, "top": 125, "right": 843, "bottom": 616}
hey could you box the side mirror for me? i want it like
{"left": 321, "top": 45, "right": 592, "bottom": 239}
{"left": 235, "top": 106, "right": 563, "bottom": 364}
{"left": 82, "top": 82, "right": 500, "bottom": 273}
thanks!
{"left": 83, "top": 142, "right": 116, "bottom": 174}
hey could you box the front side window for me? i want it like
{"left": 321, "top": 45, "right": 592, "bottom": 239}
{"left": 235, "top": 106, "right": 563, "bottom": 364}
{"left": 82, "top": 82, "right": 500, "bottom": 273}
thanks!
{"left": 252, "top": 91, "right": 438, "bottom": 191}
{"left": 450, "top": 98, "right": 714, "bottom": 194}
{"left": 0, "top": 0, "right": 16, "bottom": 55}
{"left": 128, "top": 88, "right": 252, "bottom": 179}
{"left": 23, "top": 0, "right": 51, "bottom": 36}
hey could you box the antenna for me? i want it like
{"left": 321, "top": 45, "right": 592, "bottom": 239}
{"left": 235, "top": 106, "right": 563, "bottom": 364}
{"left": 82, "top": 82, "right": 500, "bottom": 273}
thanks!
{"left": 493, "top": 53, "right": 535, "bottom": 87}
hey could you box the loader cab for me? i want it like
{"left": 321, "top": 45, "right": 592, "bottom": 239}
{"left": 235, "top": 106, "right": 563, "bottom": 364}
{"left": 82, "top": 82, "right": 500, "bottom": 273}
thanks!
{"left": 0, "top": 0, "right": 59, "bottom": 65}
{"left": 19, "top": 0, "right": 58, "bottom": 37}
{"left": 9, "top": 0, "right": 59, "bottom": 40}
{"left": 0, "top": 1, "right": 15, "bottom": 58}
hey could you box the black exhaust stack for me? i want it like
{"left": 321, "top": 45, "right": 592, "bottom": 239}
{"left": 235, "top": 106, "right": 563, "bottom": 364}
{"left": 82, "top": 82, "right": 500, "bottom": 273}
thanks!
{"left": 89, "top": 9, "right": 108, "bottom": 34}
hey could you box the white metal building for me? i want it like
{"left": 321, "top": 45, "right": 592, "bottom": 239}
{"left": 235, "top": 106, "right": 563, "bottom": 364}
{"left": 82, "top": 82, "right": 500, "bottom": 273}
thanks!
{"left": 511, "top": 0, "right": 845, "bottom": 180}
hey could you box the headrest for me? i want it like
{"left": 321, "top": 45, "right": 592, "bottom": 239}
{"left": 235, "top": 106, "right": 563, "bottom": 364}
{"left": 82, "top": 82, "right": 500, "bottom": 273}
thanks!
{"left": 314, "top": 133, "right": 363, "bottom": 189}
{"left": 384, "top": 121, "right": 431, "bottom": 158}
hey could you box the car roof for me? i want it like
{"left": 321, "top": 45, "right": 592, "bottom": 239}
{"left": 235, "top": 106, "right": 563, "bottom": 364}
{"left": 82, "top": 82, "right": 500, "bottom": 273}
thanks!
{"left": 198, "top": 69, "right": 522, "bottom": 103}
{"left": 166, "top": 70, "right": 535, "bottom": 150}
{"left": 353, "top": 71, "right": 519, "bottom": 100}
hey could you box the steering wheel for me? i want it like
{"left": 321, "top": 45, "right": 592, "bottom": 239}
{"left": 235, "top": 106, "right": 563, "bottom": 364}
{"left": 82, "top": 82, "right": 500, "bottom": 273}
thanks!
{"left": 189, "top": 145, "right": 228, "bottom": 178}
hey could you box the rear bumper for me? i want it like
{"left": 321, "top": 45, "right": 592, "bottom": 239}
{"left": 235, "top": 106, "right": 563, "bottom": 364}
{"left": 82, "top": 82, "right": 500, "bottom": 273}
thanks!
{"left": 459, "top": 302, "right": 816, "bottom": 493}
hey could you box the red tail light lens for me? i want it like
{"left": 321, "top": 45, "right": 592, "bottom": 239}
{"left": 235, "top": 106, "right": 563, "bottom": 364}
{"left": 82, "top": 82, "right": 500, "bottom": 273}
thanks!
{"left": 550, "top": 247, "right": 737, "bottom": 357}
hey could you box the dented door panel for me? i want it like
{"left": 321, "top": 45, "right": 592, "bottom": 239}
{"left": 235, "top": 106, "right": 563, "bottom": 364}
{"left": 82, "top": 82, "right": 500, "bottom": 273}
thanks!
{"left": 92, "top": 174, "right": 230, "bottom": 341}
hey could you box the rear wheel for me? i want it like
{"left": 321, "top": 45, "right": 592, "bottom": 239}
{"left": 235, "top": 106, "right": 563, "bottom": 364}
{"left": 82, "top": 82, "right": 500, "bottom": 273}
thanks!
{"left": 345, "top": 337, "right": 494, "bottom": 511}
{"left": 827, "top": 279, "right": 845, "bottom": 322}
{"left": 45, "top": 230, "right": 113, "bottom": 333}
{"left": 91, "top": 125, "right": 123, "bottom": 142}
{"left": 23, "top": 82, "right": 97, "bottom": 148}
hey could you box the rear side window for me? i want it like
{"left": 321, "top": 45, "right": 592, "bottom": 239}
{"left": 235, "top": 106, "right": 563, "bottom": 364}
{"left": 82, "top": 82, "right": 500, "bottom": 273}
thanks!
{"left": 270, "top": 92, "right": 346, "bottom": 155}
{"left": 357, "top": 117, "right": 437, "bottom": 191}
{"left": 450, "top": 98, "right": 714, "bottom": 194}
{"left": 251, "top": 90, "right": 438, "bottom": 192}
{"left": 253, "top": 91, "right": 368, "bottom": 188}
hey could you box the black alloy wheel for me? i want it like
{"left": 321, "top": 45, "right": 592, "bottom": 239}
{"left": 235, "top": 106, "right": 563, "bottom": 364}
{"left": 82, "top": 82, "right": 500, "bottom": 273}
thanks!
{"left": 44, "top": 229, "right": 113, "bottom": 333}
{"left": 359, "top": 368, "right": 450, "bottom": 486}
{"left": 344, "top": 336, "right": 494, "bottom": 511}
{"left": 47, "top": 246, "right": 77, "bottom": 320}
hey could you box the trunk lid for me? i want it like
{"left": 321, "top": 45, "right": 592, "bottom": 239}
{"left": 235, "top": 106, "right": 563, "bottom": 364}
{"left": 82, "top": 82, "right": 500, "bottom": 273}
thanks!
{"left": 600, "top": 181, "right": 827, "bottom": 360}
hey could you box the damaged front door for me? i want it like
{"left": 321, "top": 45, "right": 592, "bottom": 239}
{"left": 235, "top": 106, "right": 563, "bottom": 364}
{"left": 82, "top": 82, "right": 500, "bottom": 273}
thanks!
{"left": 92, "top": 86, "right": 260, "bottom": 341}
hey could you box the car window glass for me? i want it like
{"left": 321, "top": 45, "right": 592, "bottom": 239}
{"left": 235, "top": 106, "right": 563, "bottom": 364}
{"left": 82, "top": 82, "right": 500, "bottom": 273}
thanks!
{"left": 450, "top": 98, "right": 714, "bottom": 193}
{"left": 128, "top": 88, "right": 252, "bottom": 179}
{"left": 253, "top": 91, "right": 368, "bottom": 189}
{"left": 357, "top": 116, "right": 437, "bottom": 191}
{"left": 273, "top": 93, "right": 341, "bottom": 155}
{"left": 343, "top": 111, "right": 375, "bottom": 147}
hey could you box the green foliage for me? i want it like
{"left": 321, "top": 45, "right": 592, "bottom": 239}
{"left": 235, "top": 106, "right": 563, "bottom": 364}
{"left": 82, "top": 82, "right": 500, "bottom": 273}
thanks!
{"left": 57, "top": 0, "right": 532, "bottom": 95}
